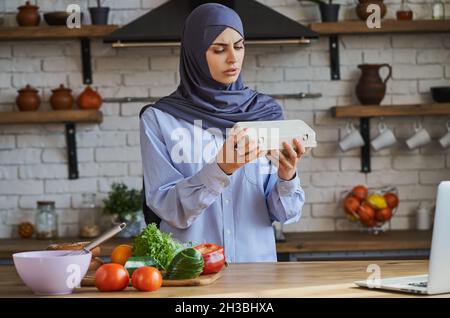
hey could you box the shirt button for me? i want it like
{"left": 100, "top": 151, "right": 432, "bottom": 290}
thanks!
{"left": 226, "top": 229, "right": 231, "bottom": 235}
{"left": 225, "top": 199, "right": 230, "bottom": 204}
{"left": 220, "top": 181, "right": 226, "bottom": 186}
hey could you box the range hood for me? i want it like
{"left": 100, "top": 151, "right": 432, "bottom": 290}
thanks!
{"left": 103, "top": 0, "right": 318, "bottom": 47}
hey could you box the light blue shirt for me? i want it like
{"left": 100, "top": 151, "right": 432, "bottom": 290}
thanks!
{"left": 139, "top": 107, "right": 305, "bottom": 263}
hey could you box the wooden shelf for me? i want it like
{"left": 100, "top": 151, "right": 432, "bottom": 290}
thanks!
{"left": 0, "top": 25, "right": 118, "bottom": 40}
{"left": 0, "top": 110, "right": 103, "bottom": 125}
{"left": 331, "top": 103, "right": 450, "bottom": 118}
{"left": 310, "top": 19, "right": 450, "bottom": 35}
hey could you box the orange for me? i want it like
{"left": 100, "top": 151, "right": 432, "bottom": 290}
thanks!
{"left": 110, "top": 244, "right": 133, "bottom": 266}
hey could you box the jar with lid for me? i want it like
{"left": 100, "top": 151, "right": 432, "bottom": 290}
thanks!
{"left": 35, "top": 201, "right": 58, "bottom": 239}
{"left": 396, "top": 0, "right": 413, "bottom": 20}
{"left": 79, "top": 193, "right": 101, "bottom": 238}
{"left": 432, "top": 0, "right": 445, "bottom": 20}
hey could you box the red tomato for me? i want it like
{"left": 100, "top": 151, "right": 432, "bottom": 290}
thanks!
{"left": 343, "top": 195, "right": 360, "bottom": 215}
{"left": 351, "top": 185, "right": 368, "bottom": 202}
{"left": 131, "top": 266, "right": 163, "bottom": 292}
{"left": 194, "top": 243, "right": 225, "bottom": 275}
{"left": 95, "top": 263, "right": 129, "bottom": 292}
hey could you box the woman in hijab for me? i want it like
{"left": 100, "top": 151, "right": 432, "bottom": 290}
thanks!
{"left": 140, "top": 3, "right": 305, "bottom": 263}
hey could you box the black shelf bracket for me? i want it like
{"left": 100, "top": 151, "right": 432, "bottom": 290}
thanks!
{"left": 80, "top": 38, "right": 92, "bottom": 85}
{"left": 65, "top": 122, "right": 79, "bottom": 180}
{"left": 360, "top": 117, "right": 371, "bottom": 173}
{"left": 329, "top": 35, "right": 340, "bottom": 80}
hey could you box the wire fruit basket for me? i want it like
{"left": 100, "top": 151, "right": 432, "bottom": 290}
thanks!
{"left": 340, "top": 185, "right": 399, "bottom": 235}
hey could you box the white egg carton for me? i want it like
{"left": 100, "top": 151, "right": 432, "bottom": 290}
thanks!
{"left": 234, "top": 119, "right": 317, "bottom": 151}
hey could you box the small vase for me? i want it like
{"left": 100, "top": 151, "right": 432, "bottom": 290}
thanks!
{"left": 356, "top": 0, "right": 387, "bottom": 21}
{"left": 16, "top": 1, "right": 41, "bottom": 27}
{"left": 16, "top": 84, "right": 40, "bottom": 111}
{"left": 89, "top": 7, "right": 110, "bottom": 25}
{"left": 318, "top": 3, "right": 340, "bottom": 22}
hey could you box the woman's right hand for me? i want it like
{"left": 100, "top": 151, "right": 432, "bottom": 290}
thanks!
{"left": 216, "top": 126, "right": 265, "bottom": 175}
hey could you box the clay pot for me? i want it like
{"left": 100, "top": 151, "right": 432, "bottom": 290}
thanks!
{"left": 356, "top": 64, "right": 392, "bottom": 105}
{"left": 16, "top": 1, "right": 40, "bottom": 27}
{"left": 356, "top": 0, "right": 387, "bottom": 21}
{"left": 16, "top": 85, "right": 40, "bottom": 111}
{"left": 77, "top": 86, "right": 103, "bottom": 110}
{"left": 50, "top": 84, "right": 73, "bottom": 110}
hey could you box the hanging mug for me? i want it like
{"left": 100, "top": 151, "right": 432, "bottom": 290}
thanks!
{"left": 339, "top": 121, "right": 365, "bottom": 152}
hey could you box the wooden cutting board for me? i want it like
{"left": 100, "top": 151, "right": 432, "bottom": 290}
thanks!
{"left": 81, "top": 270, "right": 223, "bottom": 287}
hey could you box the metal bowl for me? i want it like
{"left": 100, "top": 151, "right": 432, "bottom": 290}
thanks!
{"left": 431, "top": 86, "right": 450, "bottom": 103}
{"left": 43, "top": 11, "right": 84, "bottom": 26}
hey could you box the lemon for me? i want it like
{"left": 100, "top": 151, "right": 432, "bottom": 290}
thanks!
{"left": 367, "top": 194, "right": 387, "bottom": 210}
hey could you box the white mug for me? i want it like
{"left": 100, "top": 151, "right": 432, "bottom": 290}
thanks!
{"left": 371, "top": 121, "right": 397, "bottom": 151}
{"left": 438, "top": 121, "right": 450, "bottom": 149}
{"left": 406, "top": 121, "right": 431, "bottom": 150}
{"left": 339, "top": 122, "right": 365, "bottom": 152}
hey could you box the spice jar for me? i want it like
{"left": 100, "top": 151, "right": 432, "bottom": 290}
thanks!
{"left": 79, "top": 193, "right": 100, "bottom": 238}
{"left": 396, "top": 0, "right": 413, "bottom": 20}
{"left": 35, "top": 201, "right": 58, "bottom": 239}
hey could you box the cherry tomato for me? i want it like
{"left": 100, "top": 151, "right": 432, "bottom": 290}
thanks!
{"left": 95, "top": 263, "right": 129, "bottom": 292}
{"left": 194, "top": 243, "right": 225, "bottom": 275}
{"left": 110, "top": 244, "right": 133, "bottom": 266}
{"left": 131, "top": 266, "right": 163, "bottom": 292}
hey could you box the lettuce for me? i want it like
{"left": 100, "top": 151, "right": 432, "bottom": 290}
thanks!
{"left": 132, "top": 223, "right": 183, "bottom": 271}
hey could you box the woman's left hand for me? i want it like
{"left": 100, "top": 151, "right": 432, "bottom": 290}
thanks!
{"left": 267, "top": 138, "right": 306, "bottom": 181}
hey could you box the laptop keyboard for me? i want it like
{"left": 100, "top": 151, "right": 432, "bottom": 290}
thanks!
{"left": 408, "top": 282, "right": 427, "bottom": 288}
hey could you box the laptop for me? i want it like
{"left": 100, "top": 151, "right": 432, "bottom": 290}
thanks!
{"left": 354, "top": 181, "right": 450, "bottom": 295}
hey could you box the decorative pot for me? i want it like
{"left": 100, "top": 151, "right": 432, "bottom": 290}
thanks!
{"left": 356, "top": 0, "right": 387, "bottom": 21}
{"left": 356, "top": 64, "right": 392, "bottom": 105}
{"left": 77, "top": 86, "right": 103, "bottom": 110}
{"left": 16, "top": 84, "right": 40, "bottom": 111}
{"left": 318, "top": 3, "right": 340, "bottom": 22}
{"left": 16, "top": 1, "right": 40, "bottom": 27}
{"left": 50, "top": 84, "right": 73, "bottom": 110}
{"left": 88, "top": 7, "right": 110, "bottom": 25}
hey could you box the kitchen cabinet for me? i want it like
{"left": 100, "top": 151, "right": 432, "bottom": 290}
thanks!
{"left": 0, "top": 260, "right": 444, "bottom": 297}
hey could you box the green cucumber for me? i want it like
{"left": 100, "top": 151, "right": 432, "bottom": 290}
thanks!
{"left": 165, "top": 248, "right": 204, "bottom": 280}
{"left": 124, "top": 256, "right": 158, "bottom": 275}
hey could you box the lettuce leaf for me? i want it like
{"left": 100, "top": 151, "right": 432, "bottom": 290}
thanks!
{"left": 132, "top": 223, "right": 183, "bottom": 271}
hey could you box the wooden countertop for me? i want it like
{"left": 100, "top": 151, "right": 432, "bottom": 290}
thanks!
{"left": 0, "top": 260, "right": 447, "bottom": 298}
{"left": 0, "top": 230, "right": 432, "bottom": 259}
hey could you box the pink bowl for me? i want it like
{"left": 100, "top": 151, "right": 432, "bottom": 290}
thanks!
{"left": 13, "top": 250, "right": 92, "bottom": 295}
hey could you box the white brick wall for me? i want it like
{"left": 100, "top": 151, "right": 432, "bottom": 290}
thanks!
{"left": 0, "top": 0, "right": 449, "bottom": 237}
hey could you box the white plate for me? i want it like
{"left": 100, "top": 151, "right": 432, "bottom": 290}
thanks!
{"left": 234, "top": 120, "right": 317, "bottom": 151}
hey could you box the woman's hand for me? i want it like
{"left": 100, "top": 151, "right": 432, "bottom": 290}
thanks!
{"left": 267, "top": 138, "right": 306, "bottom": 181}
{"left": 216, "top": 126, "right": 265, "bottom": 175}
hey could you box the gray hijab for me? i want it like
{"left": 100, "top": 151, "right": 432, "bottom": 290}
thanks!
{"left": 151, "top": 3, "right": 284, "bottom": 136}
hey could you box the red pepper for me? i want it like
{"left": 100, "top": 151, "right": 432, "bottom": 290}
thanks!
{"left": 193, "top": 243, "right": 225, "bottom": 275}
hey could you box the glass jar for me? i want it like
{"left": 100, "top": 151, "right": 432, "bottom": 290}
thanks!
{"left": 35, "top": 201, "right": 58, "bottom": 239}
{"left": 79, "top": 193, "right": 101, "bottom": 238}
{"left": 396, "top": 0, "right": 413, "bottom": 20}
{"left": 432, "top": 0, "right": 445, "bottom": 20}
